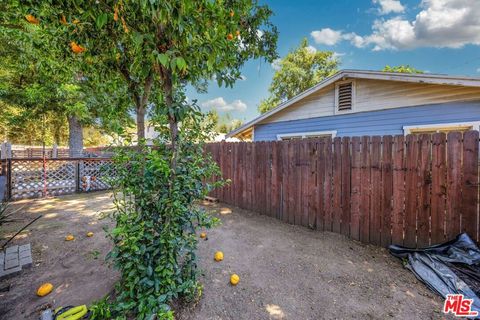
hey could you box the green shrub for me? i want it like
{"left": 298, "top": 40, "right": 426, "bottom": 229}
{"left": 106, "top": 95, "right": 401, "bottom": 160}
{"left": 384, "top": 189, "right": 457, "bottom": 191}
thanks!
{"left": 95, "top": 106, "right": 222, "bottom": 319}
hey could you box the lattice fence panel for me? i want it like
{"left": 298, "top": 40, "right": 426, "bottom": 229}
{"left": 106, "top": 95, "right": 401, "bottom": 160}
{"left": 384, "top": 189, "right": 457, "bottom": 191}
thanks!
{"left": 10, "top": 160, "right": 77, "bottom": 200}
{"left": 79, "top": 159, "right": 116, "bottom": 192}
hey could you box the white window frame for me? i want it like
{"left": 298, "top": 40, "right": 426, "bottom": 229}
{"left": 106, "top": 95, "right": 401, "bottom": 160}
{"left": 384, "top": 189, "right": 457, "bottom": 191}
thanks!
{"left": 276, "top": 130, "right": 337, "bottom": 141}
{"left": 334, "top": 79, "right": 356, "bottom": 114}
{"left": 403, "top": 121, "right": 480, "bottom": 135}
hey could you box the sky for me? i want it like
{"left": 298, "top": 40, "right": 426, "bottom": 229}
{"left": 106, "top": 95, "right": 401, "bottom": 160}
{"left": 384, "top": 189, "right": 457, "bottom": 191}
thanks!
{"left": 187, "top": 0, "right": 480, "bottom": 124}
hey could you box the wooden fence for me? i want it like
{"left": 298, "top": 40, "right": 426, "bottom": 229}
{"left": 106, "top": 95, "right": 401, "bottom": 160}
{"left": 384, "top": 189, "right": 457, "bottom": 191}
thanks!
{"left": 205, "top": 131, "right": 480, "bottom": 248}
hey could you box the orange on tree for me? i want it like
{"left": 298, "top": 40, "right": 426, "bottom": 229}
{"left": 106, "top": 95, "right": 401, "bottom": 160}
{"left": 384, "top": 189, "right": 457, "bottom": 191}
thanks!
{"left": 229, "top": 10, "right": 234, "bottom": 17}
{"left": 235, "top": 30, "right": 240, "bottom": 37}
{"left": 70, "top": 41, "right": 86, "bottom": 54}
{"left": 114, "top": 5, "right": 119, "bottom": 21}
{"left": 227, "top": 33, "right": 234, "bottom": 40}
{"left": 60, "top": 15, "right": 67, "bottom": 25}
{"left": 25, "top": 14, "right": 39, "bottom": 25}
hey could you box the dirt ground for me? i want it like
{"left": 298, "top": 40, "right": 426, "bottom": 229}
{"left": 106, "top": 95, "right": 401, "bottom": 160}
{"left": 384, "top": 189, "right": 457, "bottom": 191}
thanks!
{"left": 1, "top": 192, "right": 447, "bottom": 319}
{"left": 0, "top": 192, "right": 118, "bottom": 319}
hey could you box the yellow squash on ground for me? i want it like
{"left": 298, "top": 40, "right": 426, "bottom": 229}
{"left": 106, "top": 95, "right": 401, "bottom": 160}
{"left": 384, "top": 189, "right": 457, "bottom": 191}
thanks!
{"left": 214, "top": 251, "right": 224, "bottom": 262}
{"left": 86, "top": 232, "right": 94, "bottom": 237}
{"left": 36, "top": 283, "right": 53, "bottom": 297}
{"left": 230, "top": 274, "right": 240, "bottom": 285}
{"left": 55, "top": 305, "right": 88, "bottom": 320}
{"left": 65, "top": 234, "right": 75, "bottom": 241}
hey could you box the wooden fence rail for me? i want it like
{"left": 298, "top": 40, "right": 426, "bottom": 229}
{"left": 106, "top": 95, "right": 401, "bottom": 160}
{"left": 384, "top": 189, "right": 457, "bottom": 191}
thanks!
{"left": 206, "top": 131, "right": 480, "bottom": 248}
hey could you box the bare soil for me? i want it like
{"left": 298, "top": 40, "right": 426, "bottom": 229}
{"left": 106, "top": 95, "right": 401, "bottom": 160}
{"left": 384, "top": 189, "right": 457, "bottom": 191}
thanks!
{"left": 180, "top": 201, "right": 447, "bottom": 320}
{"left": 0, "top": 193, "right": 447, "bottom": 319}
{"left": 0, "top": 192, "right": 118, "bottom": 319}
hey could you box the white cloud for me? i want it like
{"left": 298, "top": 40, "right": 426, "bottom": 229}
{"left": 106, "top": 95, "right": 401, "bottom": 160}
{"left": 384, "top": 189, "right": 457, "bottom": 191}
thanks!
{"left": 312, "top": 0, "right": 480, "bottom": 51}
{"left": 201, "top": 97, "right": 247, "bottom": 112}
{"left": 373, "top": 0, "right": 405, "bottom": 15}
{"left": 311, "top": 28, "right": 343, "bottom": 46}
{"left": 271, "top": 58, "right": 282, "bottom": 71}
{"left": 306, "top": 45, "right": 317, "bottom": 53}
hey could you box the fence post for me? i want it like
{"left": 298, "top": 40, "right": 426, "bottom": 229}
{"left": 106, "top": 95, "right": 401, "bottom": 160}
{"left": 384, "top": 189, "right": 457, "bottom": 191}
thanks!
{"left": 52, "top": 144, "right": 58, "bottom": 158}
{"left": 7, "top": 159, "right": 12, "bottom": 200}
{"left": 0, "top": 143, "right": 6, "bottom": 176}
{"left": 0, "top": 143, "right": 5, "bottom": 160}
{"left": 1, "top": 142, "right": 12, "bottom": 160}
{"left": 75, "top": 160, "right": 81, "bottom": 193}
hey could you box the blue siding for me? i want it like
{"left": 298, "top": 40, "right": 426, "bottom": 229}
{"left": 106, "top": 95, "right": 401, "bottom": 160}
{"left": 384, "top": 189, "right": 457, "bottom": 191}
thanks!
{"left": 253, "top": 102, "right": 480, "bottom": 141}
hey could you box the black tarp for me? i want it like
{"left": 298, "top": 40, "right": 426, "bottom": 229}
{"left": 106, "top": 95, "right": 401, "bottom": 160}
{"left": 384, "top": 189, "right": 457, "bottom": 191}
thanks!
{"left": 389, "top": 233, "right": 480, "bottom": 316}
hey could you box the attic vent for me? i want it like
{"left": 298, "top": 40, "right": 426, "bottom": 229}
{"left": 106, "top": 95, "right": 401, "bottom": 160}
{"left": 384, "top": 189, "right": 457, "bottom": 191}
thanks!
{"left": 336, "top": 82, "right": 353, "bottom": 111}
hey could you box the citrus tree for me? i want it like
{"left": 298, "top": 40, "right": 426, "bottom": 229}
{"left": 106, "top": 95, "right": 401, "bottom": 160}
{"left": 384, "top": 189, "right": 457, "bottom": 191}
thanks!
{"left": 0, "top": 2, "right": 132, "bottom": 154}
{"left": 11, "top": 1, "right": 278, "bottom": 318}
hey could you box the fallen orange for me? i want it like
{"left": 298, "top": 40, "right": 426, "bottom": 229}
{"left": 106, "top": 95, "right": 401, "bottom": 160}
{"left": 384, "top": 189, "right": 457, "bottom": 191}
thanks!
{"left": 214, "top": 251, "right": 224, "bottom": 262}
{"left": 37, "top": 283, "right": 53, "bottom": 297}
{"left": 230, "top": 274, "right": 240, "bottom": 285}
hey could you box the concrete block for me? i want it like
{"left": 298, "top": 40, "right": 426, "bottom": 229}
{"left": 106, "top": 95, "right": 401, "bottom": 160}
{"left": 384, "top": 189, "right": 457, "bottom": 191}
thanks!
{"left": 20, "top": 256, "right": 33, "bottom": 268}
{"left": 0, "top": 252, "right": 4, "bottom": 267}
{"left": 5, "top": 245, "right": 18, "bottom": 255}
{"left": 5, "top": 256, "right": 19, "bottom": 270}
{"left": 19, "top": 250, "right": 30, "bottom": 259}
{"left": 19, "top": 244, "right": 31, "bottom": 253}
{"left": 5, "top": 251, "right": 17, "bottom": 262}
{"left": 0, "top": 265, "right": 21, "bottom": 279}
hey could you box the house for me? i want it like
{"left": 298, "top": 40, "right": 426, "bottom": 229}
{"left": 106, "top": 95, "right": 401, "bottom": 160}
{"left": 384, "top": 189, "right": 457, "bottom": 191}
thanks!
{"left": 227, "top": 70, "right": 480, "bottom": 141}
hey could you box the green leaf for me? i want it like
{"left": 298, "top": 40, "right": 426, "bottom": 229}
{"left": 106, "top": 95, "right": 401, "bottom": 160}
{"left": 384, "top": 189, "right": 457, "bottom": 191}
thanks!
{"left": 95, "top": 13, "right": 108, "bottom": 29}
{"left": 157, "top": 53, "right": 169, "bottom": 67}
{"left": 175, "top": 57, "right": 187, "bottom": 71}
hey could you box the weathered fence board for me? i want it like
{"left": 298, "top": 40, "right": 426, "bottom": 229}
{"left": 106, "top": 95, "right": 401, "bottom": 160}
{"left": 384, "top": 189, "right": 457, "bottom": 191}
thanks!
{"left": 206, "top": 131, "right": 480, "bottom": 248}
{"left": 430, "top": 133, "right": 447, "bottom": 244}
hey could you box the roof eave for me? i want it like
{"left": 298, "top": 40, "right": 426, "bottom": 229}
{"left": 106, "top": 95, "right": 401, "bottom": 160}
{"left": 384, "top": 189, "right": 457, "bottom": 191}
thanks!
{"left": 226, "top": 69, "right": 480, "bottom": 138}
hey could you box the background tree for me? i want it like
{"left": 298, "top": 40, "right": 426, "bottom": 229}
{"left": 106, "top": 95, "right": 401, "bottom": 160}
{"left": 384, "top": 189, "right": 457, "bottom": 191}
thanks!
{"left": 259, "top": 38, "right": 339, "bottom": 113}
{"left": 383, "top": 65, "right": 423, "bottom": 74}
{"left": 205, "top": 110, "right": 244, "bottom": 135}
{"left": 0, "top": 3, "right": 133, "bottom": 154}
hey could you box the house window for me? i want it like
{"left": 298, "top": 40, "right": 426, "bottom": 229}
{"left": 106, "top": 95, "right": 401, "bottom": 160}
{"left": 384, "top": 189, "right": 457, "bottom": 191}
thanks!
{"left": 335, "top": 80, "right": 355, "bottom": 113}
{"left": 403, "top": 122, "right": 480, "bottom": 135}
{"left": 276, "top": 130, "right": 337, "bottom": 141}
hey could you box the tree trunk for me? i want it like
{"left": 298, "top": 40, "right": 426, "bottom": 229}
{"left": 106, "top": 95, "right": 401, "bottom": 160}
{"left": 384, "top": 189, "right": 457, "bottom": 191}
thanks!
{"left": 68, "top": 115, "right": 83, "bottom": 157}
{"left": 136, "top": 103, "right": 146, "bottom": 142}
{"left": 163, "top": 72, "right": 179, "bottom": 172}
